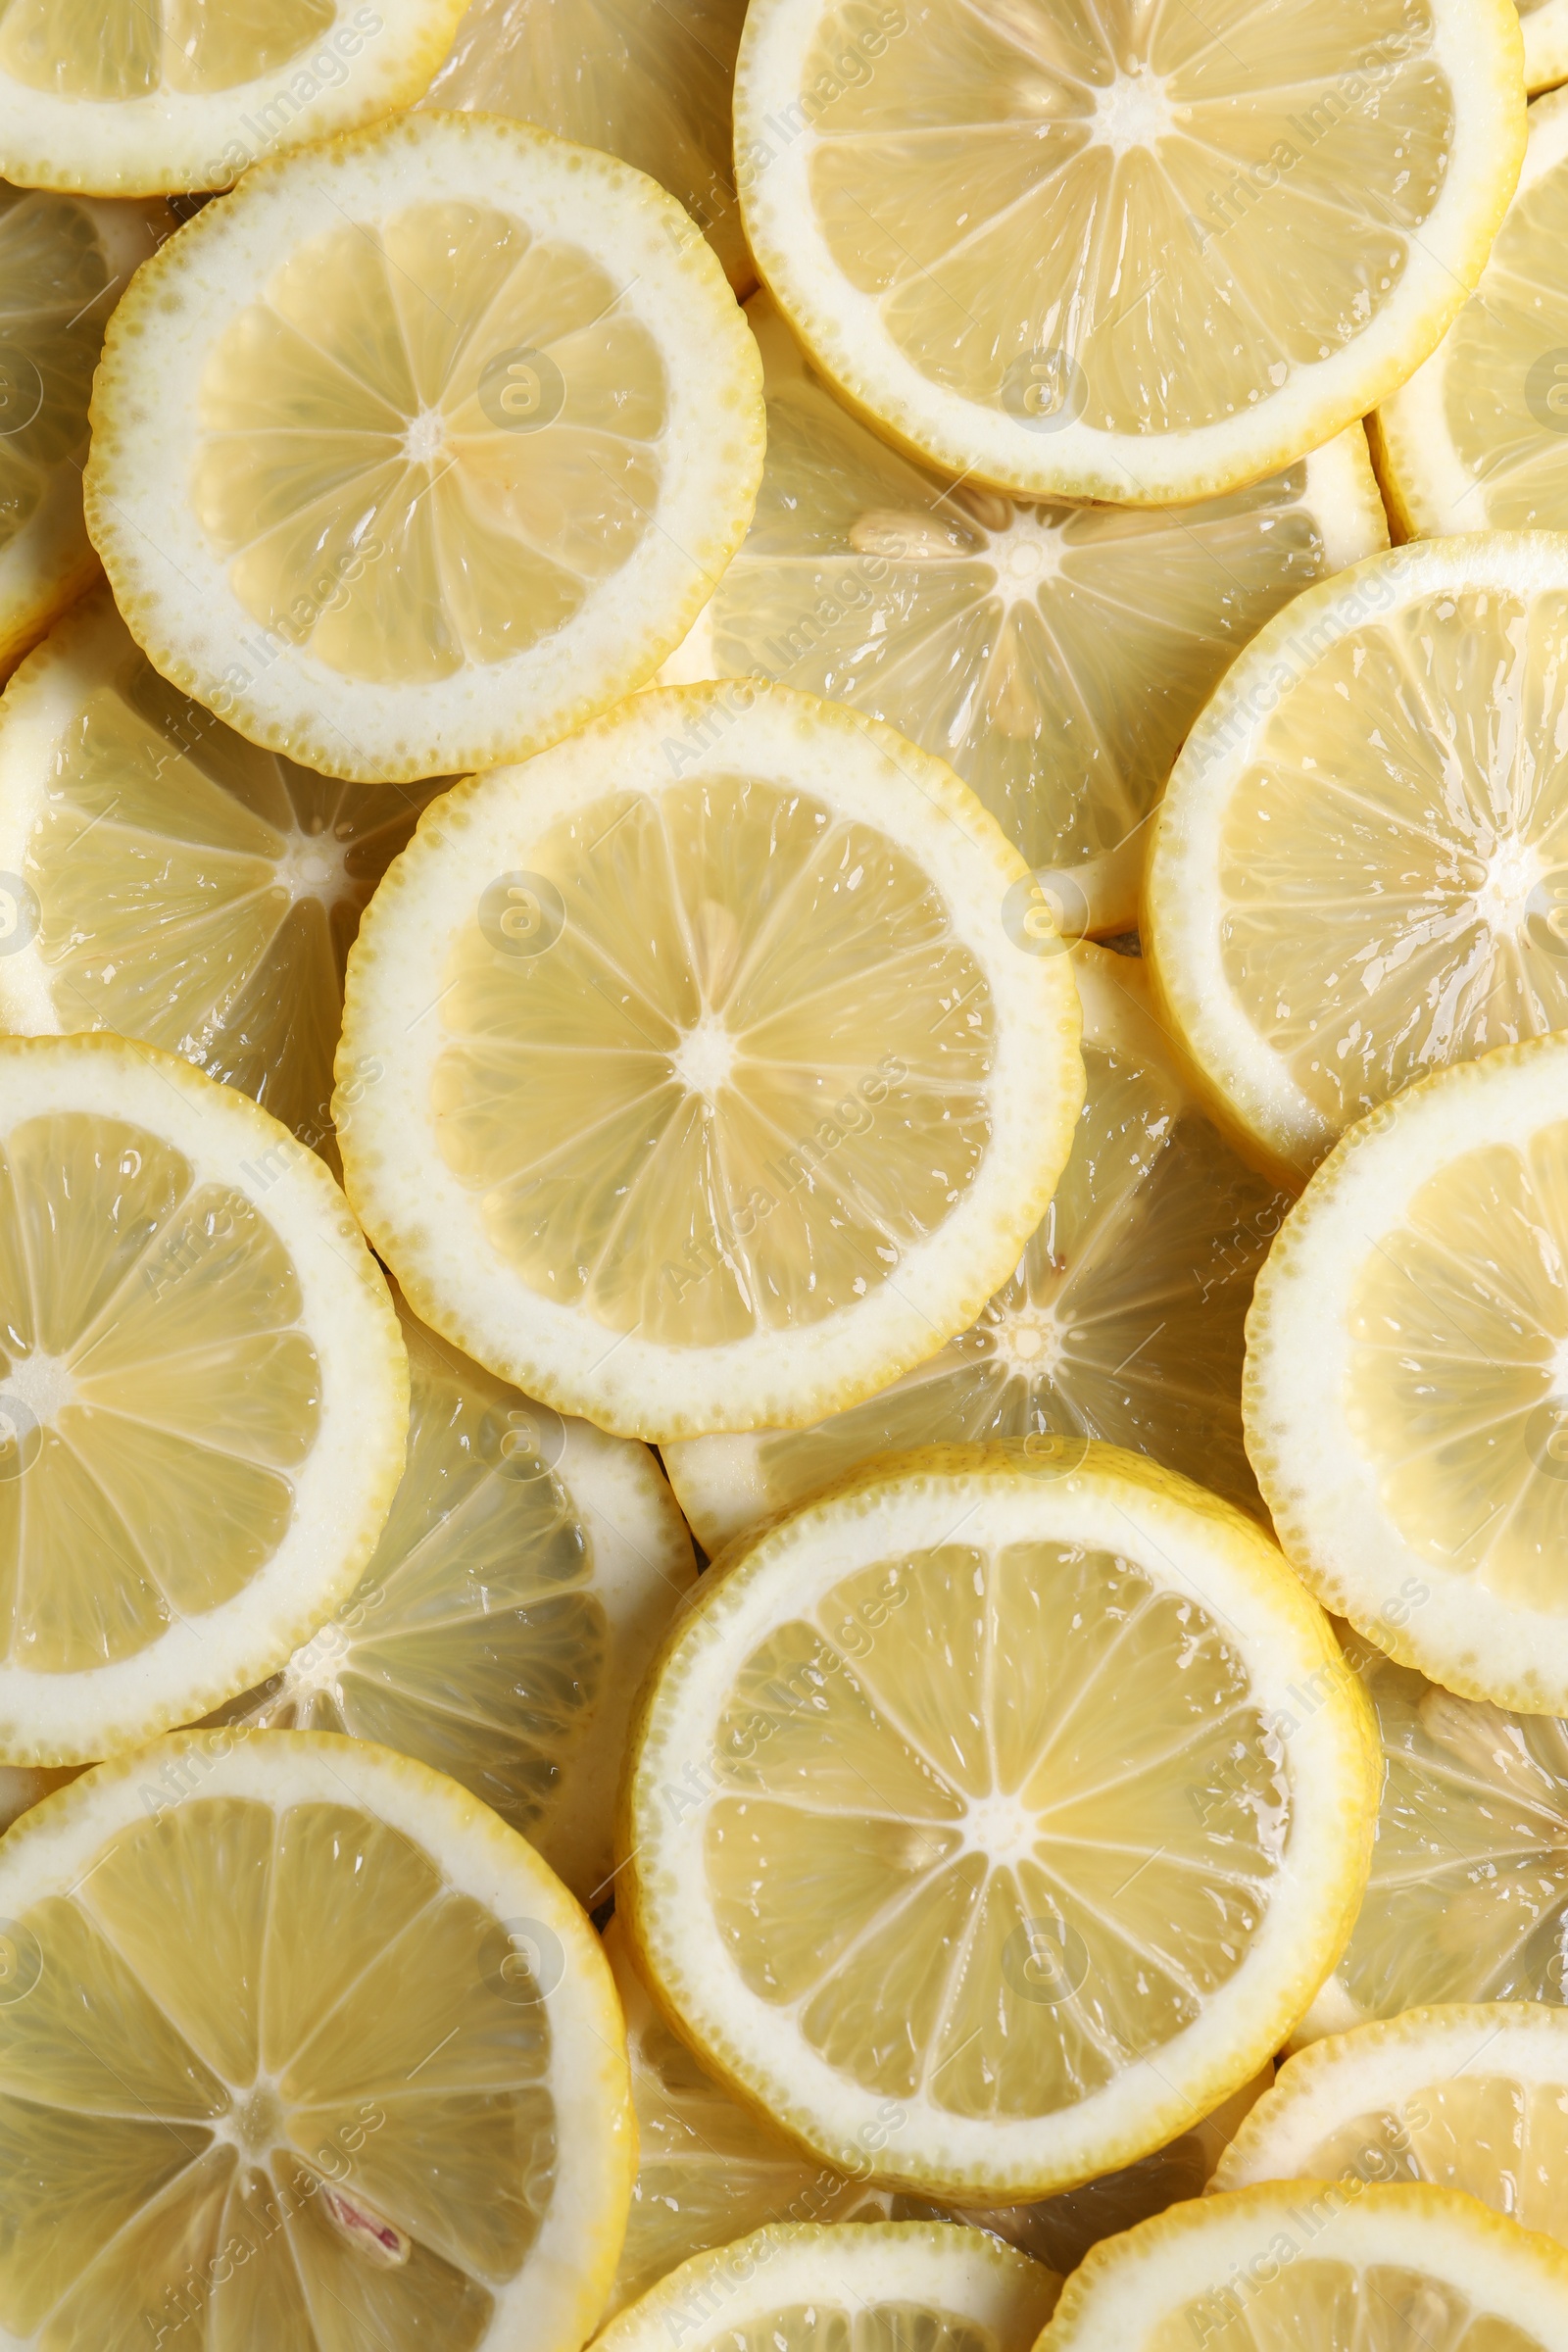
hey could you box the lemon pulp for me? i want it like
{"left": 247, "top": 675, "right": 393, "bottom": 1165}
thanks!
{"left": 1, "top": 0, "right": 342, "bottom": 97}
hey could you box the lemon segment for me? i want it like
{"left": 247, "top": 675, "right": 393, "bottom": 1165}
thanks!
{"left": 598, "top": 2222, "right": 1060, "bottom": 2352}
{"left": 661, "top": 299, "right": 1387, "bottom": 936}
{"left": 0, "top": 0, "right": 467, "bottom": 194}
{"left": 424, "top": 0, "right": 753, "bottom": 293}
{"left": 1148, "top": 536, "right": 1568, "bottom": 1186}
{"left": 734, "top": 0, "right": 1525, "bottom": 505}
{"left": 663, "top": 945, "right": 1283, "bottom": 1553}
{"left": 85, "top": 111, "right": 764, "bottom": 785}
{"left": 1246, "top": 1034, "right": 1568, "bottom": 1712}
{"left": 621, "top": 1442, "right": 1377, "bottom": 2200}
{"left": 1375, "top": 88, "right": 1568, "bottom": 536}
{"left": 1289, "top": 1639, "right": 1568, "bottom": 2042}
{"left": 1522, "top": 0, "right": 1568, "bottom": 91}
{"left": 221, "top": 1299, "right": 695, "bottom": 1907}
{"left": 1036, "top": 2180, "right": 1568, "bottom": 2352}
{"left": 0, "top": 1033, "right": 408, "bottom": 1764}
{"left": 0, "top": 188, "right": 170, "bottom": 672}
{"left": 0, "top": 588, "right": 443, "bottom": 1165}
{"left": 0, "top": 1728, "right": 633, "bottom": 2352}
{"left": 1213, "top": 2005, "right": 1568, "bottom": 2247}
{"left": 335, "top": 684, "right": 1082, "bottom": 1442}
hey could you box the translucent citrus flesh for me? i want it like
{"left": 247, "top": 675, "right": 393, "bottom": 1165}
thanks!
{"left": 703, "top": 1539, "right": 1285, "bottom": 2117}
{"left": 425, "top": 0, "right": 752, "bottom": 290}
{"left": 0, "top": 189, "right": 118, "bottom": 556}
{"left": 192, "top": 203, "right": 668, "bottom": 685}
{"left": 1293, "top": 2081, "right": 1568, "bottom": 2246}
{"left": 1145, "top": 2261, "right": 1542, "bottom": 2352}
{"left": 0, "top": 1112, "right": 319, "bottom": 1671}
{"left": 0, "top": 0, "right": 333, "bottom": 96}
{"left": 0, "top": 1791, "right": 554, "bottom": 2344}
{"left": 1325, "top": 1652, "right": 1568, "bottom": 2019}
{"left": 432, "top": 771, "right": 995, "bottom": 1349}
{"left": 604, "top": 1926, "right": 894, "bottom": 2317}
{"left": 1342, "top": 1124, "right": 1568, "bottom": 1610}
{"left": 1214, "top": 589, "right": 1568, "bottom": 1134}
{"left": 673, "top": 1028, "right": 1278, "bottom": 1535}
{"left": 1443, "top": 158, "right": 1568, "bottom": 525}
{"left": 224, "top": 1313, "right": 604, "bottom": 1841}
{"left": 24, "top": 641, "right": 436, "bottom": 1158}
{"left": 791, "top": 0, "right": 1447, "bottom": 434}
{"left": 704, "top": 352, "right": 1360, "bottom": 897}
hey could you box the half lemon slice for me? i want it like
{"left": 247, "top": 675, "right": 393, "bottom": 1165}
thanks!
{"left": 1375, "top": 87, "right": 1568, "bottom": 537}
{"left": 1148, "top": 536, "right": 1568, "bottom": 1186}
{"left": 734, "top": 0, "right": 1525, "bottom": 505}
{"left": 0, "top": 588, "right": 442, "bottom": 1165}
{"left": 85, "top": 110, "right": 764, "bottom": 784}
{"left": 1213, "top": 2005, "right": 1568, "bottom": 2247}
{"left": 335, "top": 683, "right": 1083, "bottom": 1442}
{"left": 1246, "top": 1034, "right": 1568, "bottom": 1712}
{"left": 0, "top": 0, "right": 466, "bottom": 195}
{"left": 663, "top": 944, "right": 1283, "bottom": 1555}
{"left": 0, "top": 1032, "right": 407, "bottom": 1763}
{"left": 1037, "top": 2181, "right": 1568, "bottom": 2351}
{"left": 0, "top": 1728, "right": 633, "bottom": 2351}
{"left": 662, "top": 298, "right": 1387, "bottom": 935}
{"left": 620, "top": 1442, "right": 1377, "bottom": 2200}
{"left": 222, "top": 1298, "right": 696, "bottom": 1908}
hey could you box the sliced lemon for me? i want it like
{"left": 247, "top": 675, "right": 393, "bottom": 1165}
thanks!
{"left": 0, "top": 1031, "right": 407, "bottom": 1764}
{"left": 0, "top": 0, "right": 466, "bottom": 196}
{"left": 620, "top": 1442, "right": 1377, "bottom": 2200}
{"left": 1147, "top": 536, "right": 1568, "bottom": 1187}
{"left": 85, "top": 111, "right": 764, "bottom": 785}
{"left": 1523, "top": 0, "right": 1568, "bottom": 92}
{"left": 221, "top": 1298, "right": 695, "bottom": 1907}
{"left": 603, "top": 1917, "right": 899, "bottom": 2317}
{"left": 662, "top": 298, "right": 1388, "bottom": 934}
{"left": 663, "top": 944, "right": 1283, "bottom": 1555}
{"left": 1289, "top": 1639, "right": 1568, "bottom": 2043}
{"left": 733, "top": 0, "right": 1525, "bottom": 507}
{"left": 424, "top": 0, "right": 753, "bottom": 294}
{"left": 0, "top": 587, "right": 442, "bottom": 1166}
{"left": 0, "top": 187, "right": 169, "bottom": 673}
{"left": 1375, "top": 88, "right": 1568, "bottom": 537}
{"left": 1037, "top": 2180, "right": 1568, "bottom": 2351}
{"left": 599, "top": 2221, "right": 1060, "bottom": 2352}
{"left": 335, "top": 683, "right": 1082, "bottom": 1443}
{"left": 1213, "top": 2005, "right": 1568, "bottom": 2244}
{"left": 1246, "top": 1033, "right": 1568, "bottom": 1712}
{"left": 0, "top": 1727, "right": 632, "bottom": 2350}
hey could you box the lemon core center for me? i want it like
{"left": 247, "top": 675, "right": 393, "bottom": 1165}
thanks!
{"left": 961, "top": 1789, "right": 1041, "bottom": 1864}
{"left": 230, "top": 2082, "right": 285, "bottom": 2154}
{"left": 1091, "top": 68, "right": 1176, "bottom": 155}
{"left": 1475, "top": 836, "right": 1545, "bottom": 934}
{"left": 276, "top": 831, "right": 350, "bottom": 906}
{"left": 0, "top": 1351, "right": 75, "bottom": 1429}
{"left": 998, "top": 1307, "right": 1066, "bottom": 1376}
{"left": 402, "top": 407, "right": 448, "bottom": 466}
{"left": 672, "top": 1011, "right": 738, "bottom": 1099}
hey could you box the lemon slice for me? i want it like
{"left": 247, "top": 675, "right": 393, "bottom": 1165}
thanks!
{"left": 603, "top": 1917, "right": 900, "bottom": 2316}
{"left": 0, "top": 188, "right": 170, "bottom": 673}
{"left": 0, "top": 0, "right": 466, "bottom": 196}
{"left": 85, "top": 111, "right": 764, "bottom": 786}
{"left": 1376, "top": 88, "right": 1568, "bottom": 537}
{"left": 1289, "top": 1639, "right": 1568, "bottom": 2043}
{"left": 222, "top": 1298, "right": 695, "bottom": 1907}
{"left": 1147, "top": 536, "right": 1568, "bottom": 1187}
{"left": 424, "top": 0, "right": 753, "bottom": 295}
{"left": 733, "top": 0, "right": 1525, "bottom": 507}
{"left": 0, "top": 588, "right": 443, "bottom": 1166}
{"left": 0, "top": 1726, "right": 632, "bottom": 2350}
{"left": 1213, "top": 2005, "right": 1568, "bottom": 2244}
{"left": 662, "top": 298, "right": 1388, "bottom": 935}
{"left": 599, "top": 2221, "right": 1060, "bottom": 2352}
{"left": 1523, "top": 0, "right": 1568, "bottom": 92}
{"left": 620, "top": 1442, "right": 1377, "bottom": 2200}
{"left": 1038, "top": 2180, "right": 1568, "bottom": 2351}
{"left": 0, "top": 1031, "right": 407, "bottom": 1764}
{"left": 335, "top": 683, "right": 1082, "bottom": 1443}
{"left": 1246, "top": 1033, "right": 1568, "bottom": 1713}
{"left": 663, "top": 944, "right": 1283, "bottom": 1555}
